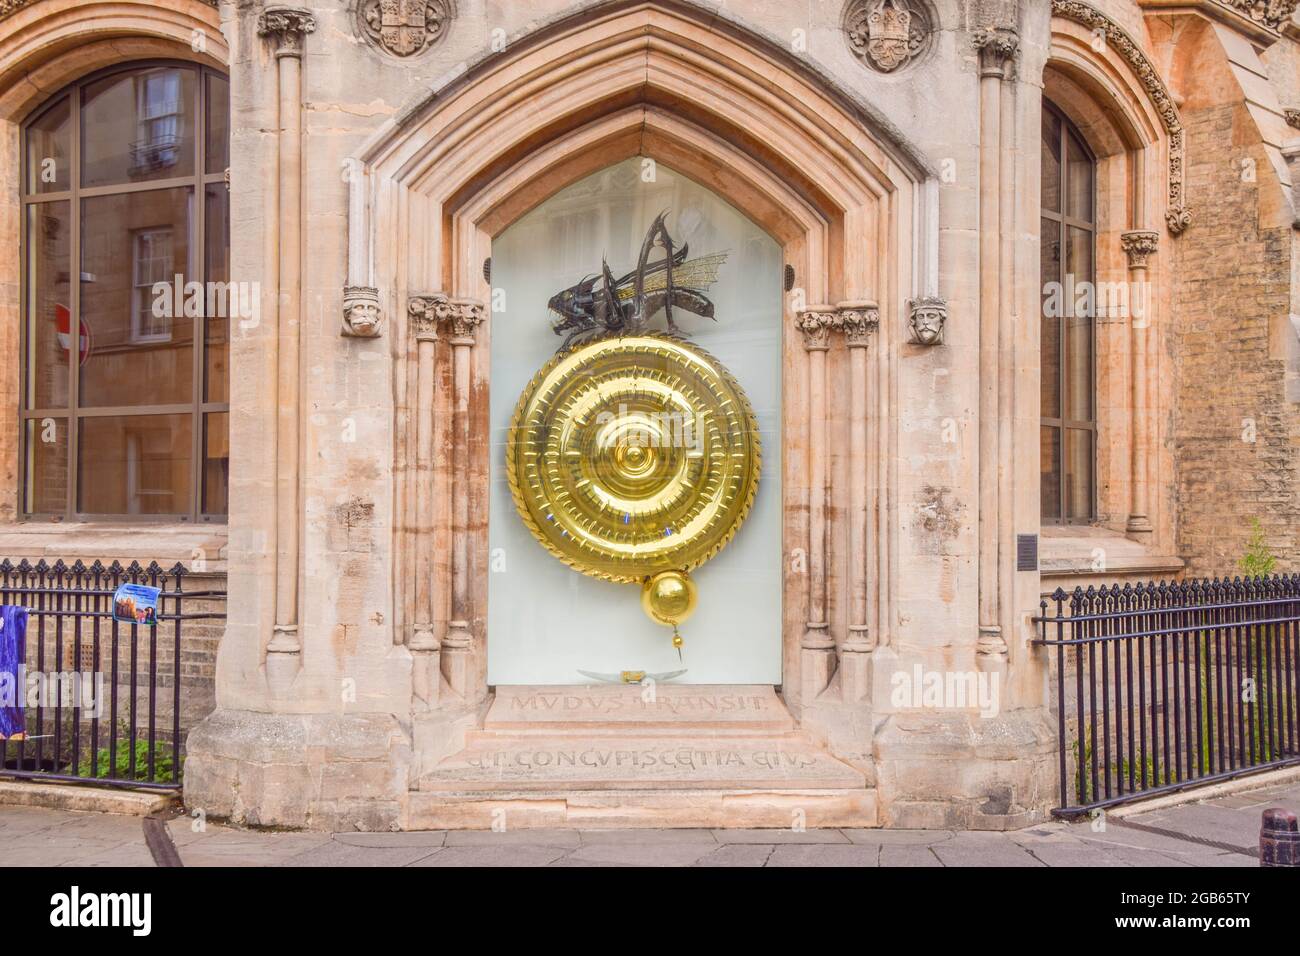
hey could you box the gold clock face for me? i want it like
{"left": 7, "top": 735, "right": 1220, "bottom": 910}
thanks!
{"left": 506, "top": 334, "right": 761, "bottom": 584}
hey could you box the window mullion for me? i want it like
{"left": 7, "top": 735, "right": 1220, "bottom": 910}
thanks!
{"left": 192, "top": 70, "right": 207, "bottom": 522}
{"left": 67, "top": 86, "right": 81, "bottom": 520}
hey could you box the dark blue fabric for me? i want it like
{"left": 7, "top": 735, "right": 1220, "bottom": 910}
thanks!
{"left": 0, "top": 605, "right": 27, "bottom": 739}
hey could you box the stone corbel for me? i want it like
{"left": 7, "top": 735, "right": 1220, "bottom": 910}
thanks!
{"left": 907, "top": 295, "right": 947, "bottom": 345}
{"left": 342, "top": 155, "right": 381, "bottom": 338}
{"left": 343, "top": 285, "right": 382, "bottom": 337}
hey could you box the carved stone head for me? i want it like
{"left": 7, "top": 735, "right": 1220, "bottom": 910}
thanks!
{"left": 908, "top": 296, "right": 947, "bottom": 346}
{"left": 343, "top": 286, "right": 382, "bottom": 338}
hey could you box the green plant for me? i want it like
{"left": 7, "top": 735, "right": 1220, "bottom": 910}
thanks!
{"left": 78, "top": 738, "right": 179, "bottom": 783}
{"left": 1239, "top": 518, "right": 1276, "bottom": 578}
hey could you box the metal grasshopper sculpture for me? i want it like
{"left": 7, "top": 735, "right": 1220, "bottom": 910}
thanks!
{"left": 547, "top": 212, "right": 729, "bottom": 350}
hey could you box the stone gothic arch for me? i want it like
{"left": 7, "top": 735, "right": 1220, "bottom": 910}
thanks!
{"left": 337, "top": 0, "right": 942, "bottom": 749}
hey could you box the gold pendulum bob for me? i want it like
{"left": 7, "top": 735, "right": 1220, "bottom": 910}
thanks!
{"left": 641, "top": 569, "right": 698, "bottom": 660}
{"left": 507, "top": 333, "right": 761, "bottom": 658}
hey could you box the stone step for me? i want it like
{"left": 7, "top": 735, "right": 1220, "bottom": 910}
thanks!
{"left": 419, "top": 734, "right": 867, "bottom": 792}
{"left": 406, "top": 787, "right": 878, "bottom": 829}
{"left": 483, "top": 684, "right": 795, "bottom": 733}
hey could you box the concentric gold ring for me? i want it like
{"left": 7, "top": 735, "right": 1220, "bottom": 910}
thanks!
{"left": 506, "top": 333, "right": 761, "bottom": 583}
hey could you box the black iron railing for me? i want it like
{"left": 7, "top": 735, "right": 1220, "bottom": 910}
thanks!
{"left": 1034, "top": 576, "right": 1300, "bottom": 818}
{"left": 0, "top": 559, "right": 225, "bottom": 791}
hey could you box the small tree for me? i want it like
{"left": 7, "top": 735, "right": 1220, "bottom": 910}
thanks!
{"left": 1239, "top": 518, "right": 1276, "bottom": 578}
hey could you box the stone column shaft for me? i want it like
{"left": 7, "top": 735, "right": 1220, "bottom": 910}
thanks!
{"left": 797, "top": 306, "right": 839, "bottom": 703}
{"left": 259, "top": 7, "right": 315, "bottom": 682}
{"left": 839, "top": 302, "right": 880, "bottom": 703}
{"left": 440, "top": 299, "right": 485, "bottom": 699}
{"left": 1122, "top": 231, "right": 1159, "bottom": 538}
{"left": 407, "top": 296, "right": 444, "bottom": 709}
{"left": 974, "top": 27, "right": 1017, "bottom": 670}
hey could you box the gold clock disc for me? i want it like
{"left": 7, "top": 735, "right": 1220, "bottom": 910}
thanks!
{"left": 506, "top": 333, "right": 761, "bottom": 583}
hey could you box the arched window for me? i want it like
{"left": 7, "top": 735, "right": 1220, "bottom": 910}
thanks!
{"left": 20, "top": 61, "right": 230, "bottom": 520}
{"left": 1040, "top": 100, "right": 1096, "bottom": 524}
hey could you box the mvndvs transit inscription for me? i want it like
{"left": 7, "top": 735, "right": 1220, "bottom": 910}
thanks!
{"left": 509, "top": 691, "right": 773, "bottom": 715}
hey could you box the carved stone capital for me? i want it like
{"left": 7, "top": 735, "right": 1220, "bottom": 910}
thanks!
{"left": 973, "top": 26, "right": 1019, "bottom": 77}
{"left": 342, "top": 286, "right": 382, "bottom": 338}
{"left": 1120, "top": 230, "right": 1161, "bottom": 270}
{"left": 796, "top": 307, "right": 840, "bottom": 351}
{"left": 908, "top": 295, "right": 948, "bottom": 346}
{"left": 408, "top": 294, "right": 446, "bottom": 343}
{"left": 442, "top": 298, "right": 486, "bottom": 346}
{"left": 836, "top": 301, "right": 880, "bottom": 347}
{"left": 258, "top": 6, "right": 316, "bottom": 58}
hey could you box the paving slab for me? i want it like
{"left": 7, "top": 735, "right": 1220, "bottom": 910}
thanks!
{"left": 561, "top": 843, "right": 721, "bottom": 866}
{"left": 710, "top": 827, "right": 851, "bottom": 844}
{"left": 577, "top": 828, "right": 719, "bottom": 844}
{"left": 443, "top": 828, "right": 581, "bottom": 847}
{"left": 692, "top": 844, "right": 777, "bottom": 866}
{"left": 878, "top": 844, "right": 940, "bottom": 866}
{"left": 411, "top": 845, "right": 570, "bottom": 866}
{"left": 765, "top": 844, "right": 880, "bottom": 867}
{"left": 282, "top": 840, "right": 442, "bottom": 867}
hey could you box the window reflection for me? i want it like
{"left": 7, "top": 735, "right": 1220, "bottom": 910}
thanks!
{"left": 21, "top": 63, "right": 229, "bottom": 519}
{"left": 1040, "top": 101, "right": 1097, "bottom": 523}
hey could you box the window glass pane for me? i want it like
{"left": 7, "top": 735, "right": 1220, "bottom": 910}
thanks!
{"left": 1041, "top": 425, "right": 1061, "bottom": 522}
{"left": 23, "top": 417, "right": 68, "bottom": 514}
{"left": 1066, "top": 130, "right": 1093, "bottom": 222}
{"left": 24, "top": 202, "right": 71, "bottom": 409}
{"left": 1065, "top": 225, "right": 1094, "bottom": 422}
{"left": 205, "top": 73, "right": 229, "bottom": 175}
{"left": 205, "top": 184, "right": 229, "bottom": 403}
{"left": 25, "top": 95, "right": 71, "bottom": 194}
{"left": 79, "top": 187, "right": 195, "bottom": 407}
{"left": 1065, "top": 428, "right": 1094, "bottom": 521}
{"left": 81, "top": 66, "right": 196, "bottom": 188}
{"left": 1041, "top": 109, "right": 1061, "bottom": 214}
{"left": 1040, "top": 216, "right": 1060, "bottom": 419}
{"left": 203, "top": 412, "right": 228, "bottom": 515}
{"left": 77, "top": 414, "right": 192, "bottom": 515}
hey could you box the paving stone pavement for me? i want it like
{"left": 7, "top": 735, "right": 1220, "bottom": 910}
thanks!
{"left": 1, "top": 778, "right": 1295, "bottom": 867}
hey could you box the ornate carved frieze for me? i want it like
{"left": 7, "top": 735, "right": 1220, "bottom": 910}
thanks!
{"left": 257, "top": 6, "right": 316, "bottom": 58}
{"left": 843, "top": 0, "right": 932, "bottom": 74}
{"left": 1285, "top": 108, "right": 1300, "bottom": 130}
{"left": 1051, "top": 1, "right": 1191, "bottom": 237}
{"left": 1216, "top": 0, "right": 1299, "bottom": 34}
{"left": 908, "top": 295, "right": 947, "bottom": 345}
{"left": 342, "top": 286, "right": 382, "bottom": 338}
{"left": 1120, "top": 231, "right": 1161, "bottom": 270}
{"left": 358, "top": 0, "right": 454, "bottom": 57}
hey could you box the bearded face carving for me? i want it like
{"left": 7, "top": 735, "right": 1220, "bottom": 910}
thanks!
{"left": 343, "top": 286, "right": 383, "bottom": 338}
{"left": 908, "top": 296, "right": 947, "bottom": 346}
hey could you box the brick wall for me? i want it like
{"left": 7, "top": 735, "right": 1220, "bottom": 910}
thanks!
{"left": 1172, "top": 101, "right": 1299, "bottom": 577}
